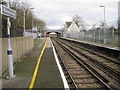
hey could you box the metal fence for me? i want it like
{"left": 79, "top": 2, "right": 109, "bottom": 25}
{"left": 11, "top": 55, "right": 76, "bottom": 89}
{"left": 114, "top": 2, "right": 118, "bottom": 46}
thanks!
{"left": 64, "top": 29, "right": 119, "bottom": 47}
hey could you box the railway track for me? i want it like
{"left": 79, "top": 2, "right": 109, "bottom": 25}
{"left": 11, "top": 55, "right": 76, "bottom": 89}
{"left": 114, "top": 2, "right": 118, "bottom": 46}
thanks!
{"left": 57, "top": 38, "right": 120, "bottom": 83}
{"left": 60, "top": 38, "right": 119, "bottom": 63}
{"left": 51, "top": 38, "right": 115, "bottom": 89}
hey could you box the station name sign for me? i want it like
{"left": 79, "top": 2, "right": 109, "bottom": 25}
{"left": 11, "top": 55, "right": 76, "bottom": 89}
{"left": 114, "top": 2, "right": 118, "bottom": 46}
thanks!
{"left": 0, "top": 4, "right": 16, "bottom": 19}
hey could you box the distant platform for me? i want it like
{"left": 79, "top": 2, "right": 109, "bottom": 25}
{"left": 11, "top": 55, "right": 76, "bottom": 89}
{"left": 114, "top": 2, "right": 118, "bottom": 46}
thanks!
{"left": 60, "top": 37, "right": 120, "bottom": 59}
{"left": 60, "top": 37, "right": 120, "bottom": 51}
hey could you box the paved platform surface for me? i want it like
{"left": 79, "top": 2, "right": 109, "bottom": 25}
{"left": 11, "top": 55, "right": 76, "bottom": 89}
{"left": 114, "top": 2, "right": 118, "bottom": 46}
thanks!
{"left": 2, "top": 37, "right": 63, "bottom": 89}
{"left": 34, "top": 38, "right": 64, "bottom": 88}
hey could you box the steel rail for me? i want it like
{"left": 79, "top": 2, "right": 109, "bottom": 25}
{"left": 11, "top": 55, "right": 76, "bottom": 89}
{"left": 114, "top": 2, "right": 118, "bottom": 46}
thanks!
{"left": 60, "top": 38, "right": 119, "bottom": 63}
{"left": 52, "top": 39, "right": 78, "bottom": 89}
{"left": 60, "top": 38, "right": 120, "bottom": 65}
{"left": 59, "top": 39, "right": 120, "bottom": 82}
{"left": 53, "top": 39, "right": 111, "bottom": 90}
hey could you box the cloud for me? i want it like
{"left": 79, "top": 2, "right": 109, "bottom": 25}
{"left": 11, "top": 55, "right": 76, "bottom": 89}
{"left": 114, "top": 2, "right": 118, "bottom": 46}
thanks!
{"left": 30, "top": 0, "right": 119, "bottom": 29}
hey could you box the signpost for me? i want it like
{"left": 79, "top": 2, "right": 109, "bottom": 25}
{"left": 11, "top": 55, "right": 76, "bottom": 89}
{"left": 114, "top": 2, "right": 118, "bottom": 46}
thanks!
{"left": 1, "top": 3, "right": 16, "bottom": 79}
{"left": 1, "top": 4, "right": 16, "bottom": 19}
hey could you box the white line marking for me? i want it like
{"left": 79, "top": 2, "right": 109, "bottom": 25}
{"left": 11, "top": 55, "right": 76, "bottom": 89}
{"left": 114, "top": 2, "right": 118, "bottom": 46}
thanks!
{"left": 49, "top": 38, "right": 70, "bottom": 89}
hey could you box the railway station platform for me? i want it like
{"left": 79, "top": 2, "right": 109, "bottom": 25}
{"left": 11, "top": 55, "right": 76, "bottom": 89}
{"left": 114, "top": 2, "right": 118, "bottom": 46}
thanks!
{"left": 2, "top": 37, "right": 65, "bottom": 89}
{"left": 61, "top": 37, "right": 120, "bottom": 51}
{"left": 60, "top": 37, "right": 120, "bottom": 59}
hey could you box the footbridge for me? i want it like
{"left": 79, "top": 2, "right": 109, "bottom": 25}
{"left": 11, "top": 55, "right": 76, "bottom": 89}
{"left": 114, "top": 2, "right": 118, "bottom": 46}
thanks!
{"left": 45, "top": 30, "right": 63, "bottom": 37}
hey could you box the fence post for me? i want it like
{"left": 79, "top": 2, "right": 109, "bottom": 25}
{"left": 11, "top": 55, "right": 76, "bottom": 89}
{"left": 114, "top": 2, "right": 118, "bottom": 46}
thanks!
{"left": 99, "top": 29, "right": 100, "bottom": 43}
{"left": 94, "top": 29, "right": 95, "bottom": 42}
{"left": 112, "top": 28, "right": 115, "bottom": 46}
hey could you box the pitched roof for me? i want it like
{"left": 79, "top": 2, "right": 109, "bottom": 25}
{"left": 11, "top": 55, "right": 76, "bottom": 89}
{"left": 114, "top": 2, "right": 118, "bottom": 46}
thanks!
{"left": 67, "top": 21, "right": 80, "bottom": 32}
{"left": 66, "top": 22, "right": 72, "bottom": 28}
{"left": 66, "top": 21, "right": 79, "bottom": 28}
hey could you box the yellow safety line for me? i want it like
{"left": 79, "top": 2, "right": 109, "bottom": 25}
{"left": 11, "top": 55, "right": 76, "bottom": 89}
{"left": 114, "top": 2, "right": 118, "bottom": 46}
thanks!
{"left": 28, "top": 38, "right": 48, "bottom": 90}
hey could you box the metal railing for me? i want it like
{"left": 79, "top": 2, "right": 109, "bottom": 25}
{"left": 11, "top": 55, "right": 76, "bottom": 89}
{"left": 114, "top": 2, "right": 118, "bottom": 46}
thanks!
{"left": 63, "top": 29, "right": 119, "bottom": 47}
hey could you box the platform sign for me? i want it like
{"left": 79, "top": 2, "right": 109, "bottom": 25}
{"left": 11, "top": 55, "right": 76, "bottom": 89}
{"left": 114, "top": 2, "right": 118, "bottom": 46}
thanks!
{"left": 1, "top": 4, "right": 16, "bottom": 19}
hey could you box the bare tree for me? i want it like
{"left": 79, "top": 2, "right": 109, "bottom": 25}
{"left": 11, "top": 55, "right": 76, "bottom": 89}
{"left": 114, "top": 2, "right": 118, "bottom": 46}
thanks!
{"left": 73, "top": 15, "right": 87, "bottom": 30}
{"left": 2, "top": 0, "right": 46, "bottom": 37}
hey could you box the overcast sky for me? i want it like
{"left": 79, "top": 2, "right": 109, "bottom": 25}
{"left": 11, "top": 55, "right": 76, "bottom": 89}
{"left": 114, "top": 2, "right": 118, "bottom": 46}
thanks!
{"left": 29, "top": 0, "right": 119, "bottom": 30}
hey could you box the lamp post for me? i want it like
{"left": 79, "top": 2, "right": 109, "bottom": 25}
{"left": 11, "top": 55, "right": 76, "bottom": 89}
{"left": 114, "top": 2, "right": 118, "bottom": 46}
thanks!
{"left": 23, "top": 9, "right": 25, "bottom": 36}
{"left": 100, "top": 6, "right": 105, "bottom": 22}
{"left": 30, "top": 8, "right": 34, "bottom": 33}
{"left": 118, "top": 1, "right": 120, "bottom": 48}
{"left": 100, "top": 5, "right": 106, "bottom": 44}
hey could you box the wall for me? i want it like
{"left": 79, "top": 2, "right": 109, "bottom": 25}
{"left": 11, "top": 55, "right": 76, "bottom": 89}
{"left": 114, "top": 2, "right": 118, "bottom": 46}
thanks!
{"left": 2, "top": 36, "right": 34, "bottom": 73}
